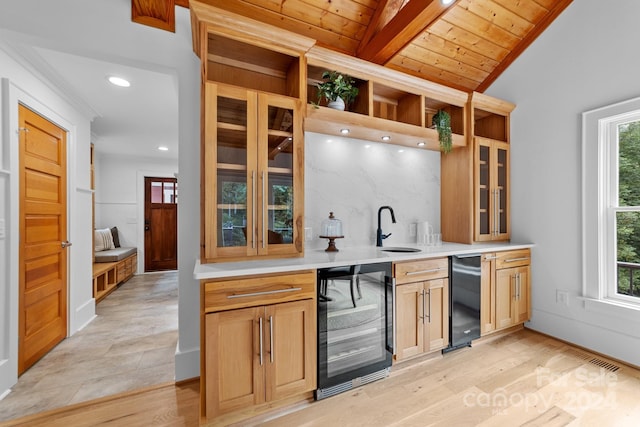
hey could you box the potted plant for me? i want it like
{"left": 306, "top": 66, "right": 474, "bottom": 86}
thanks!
{"left": 315, "top": 71, "right": 359, "bottom": 111}
{"left": 432, "top": 109, "right": 453, "bottom": 154}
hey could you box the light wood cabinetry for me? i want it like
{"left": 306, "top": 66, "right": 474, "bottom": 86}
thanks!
{"left": 481, "top": 249, "right": 530, "bottom": 336}
{"left": 202, "top": 83, "right": 304, "bottom": 262}
{"left": 191, "top": 2, "right": 313, "bottom": 263}
{"left": 201, "top": 271, "right": 316, "bottom": 422}
{"left": 92, "top": 253, "right": 137, "bottom": 303}
{"left": 442, "top": 92, "right": 515, "bottom": 244}
{"left": 394, "top": 258, "right": 449, "bottom": 361}
{"left": 305, "top": 46, "right": 468, "bottom": 152}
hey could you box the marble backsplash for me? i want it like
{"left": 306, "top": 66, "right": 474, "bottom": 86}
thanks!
{"left": 304, "top": 132, "right": 440, "bottom": 250}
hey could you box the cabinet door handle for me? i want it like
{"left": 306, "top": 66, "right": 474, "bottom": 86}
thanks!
{"left": 251, "top": 170, "right": 256, "bottom": 249}
{"left": 259, "top": 317, "right": 263, "bottom": 366}
{"left": 426, "top": 289, "right": 431, "bottom": 323}
{"left": 227, "top": 287, "right": 302, "bottom": 299}
{"left": 496, "top": 189, "right": 501, "bottom": 236}
{"left": 421, "top": 289, "right": 426, "bottom": 324}
{"left": 269, "top": 315, "right": 274, "bottom": 363}
{"left": 262, "top": 171, "right": 267, "bottom": 249}
{"left": 484, "top": 255, "right": 498, "bottom": 260}
{"left": 406, "top": 267, "right": 446, "bottom": 276}
{"left": 505, "top": 257, "right": 530, "bottom": 263}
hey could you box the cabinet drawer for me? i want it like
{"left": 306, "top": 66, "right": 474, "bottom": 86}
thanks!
{"left": 496, "top": 249, "right": 531, "bottom": 269}
{"left": 203, "top": 270, "right": 316, "bottom": 313}
{"left": 394, "top": 258, "right": 448, "bottom": 284}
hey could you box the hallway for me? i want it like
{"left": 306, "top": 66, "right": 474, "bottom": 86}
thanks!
{"left": 0, "top": 271, "right": 178, "bottom": 422}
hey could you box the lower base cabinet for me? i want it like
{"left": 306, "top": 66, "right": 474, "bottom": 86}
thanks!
{"left": 201, "top": 271, "right": 316, "bottom": 422}
{"left": 481, "top": 249, "right": 531, "bottom": 335}
{"left": 394, "top": 258, "right": 449, "bottom": 361}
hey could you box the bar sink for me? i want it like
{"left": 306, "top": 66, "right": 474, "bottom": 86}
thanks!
{"left": 380, "top": 247, "right": 421, "bottom": 253}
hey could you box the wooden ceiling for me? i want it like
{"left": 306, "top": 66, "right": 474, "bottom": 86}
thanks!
{"left": 133, "top": 0, "right": 573, "bottom": 93}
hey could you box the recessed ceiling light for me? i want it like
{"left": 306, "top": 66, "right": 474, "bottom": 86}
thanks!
{"left": 364, "top": 144, "right": 371, "bottom": 149}
{"left": 108, "top": 76, "right": 130, "bottom": 87}
{"left": 381, "top": 135, "right": 391, "bottom": 141}
{"left": 340, "top": 128, "right": 350, "bottom": 135}
{"left": 441, "top": 0, "right": 455, "bottom": 5}
{"left": 158, "top": 146, "right": 169, "bottom": 151}
{"left": 417, "top": 142, "right": 426, "bottom": 147}
{"left": 398, "top": 149, "right": 405, "bottom": 153}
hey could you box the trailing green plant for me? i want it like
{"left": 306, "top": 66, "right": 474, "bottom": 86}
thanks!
{"left": 315, "top": 71, "right": 359, "bottom": 109}
{"left": 432, "top": 109, "right": 453, "bottom": 154}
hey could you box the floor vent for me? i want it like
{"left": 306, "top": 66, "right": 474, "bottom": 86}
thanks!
{"left": 589, "top": 357, "right": 620, "bottom": 372}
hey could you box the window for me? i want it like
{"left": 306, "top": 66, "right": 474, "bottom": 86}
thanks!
{"left": 583, "top": 96, "right": 640, "bottom": 309}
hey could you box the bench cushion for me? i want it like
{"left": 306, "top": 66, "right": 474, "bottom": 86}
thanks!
{"left": 94, "top": 247, "right": 137, "bottom": 263}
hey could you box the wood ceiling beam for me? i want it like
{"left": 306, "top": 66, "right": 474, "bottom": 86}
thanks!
{"left": 132, "top": 0, "right": 176, "bottom": 32}
{"left": 476, "top": 0, "right": 573, "bottom": 92}
{"left": 358, "top": 0, "right": 403, "bottom": 52}
{"left": 357, "top": 0, "right": 458, "bottom": 65}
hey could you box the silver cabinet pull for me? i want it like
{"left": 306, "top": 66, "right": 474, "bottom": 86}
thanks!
{"left": 505, "top": 257, "right": 530, "bottom": 263}
{"left": 251, "top": 170, "right": 256, "bottom": 249}
{"left": 61, "top": 241, "right": 72, "bottom": 248}
{"left": 406, "top": 267, "right": 446, "bottom": 276}
{"left": 495, "top": 189, "right": 501, "bottom": 236}
{"left": 426, "top": 288, "right": 431, "bottom": 323}
{"left": 227, "top": 287, "right": 302, "bottom": 299}
{"left": 484, "top": 255, "right": 497, "bottom": 260}
{"left": 421, "top": 289, "right": 426, "bottom": 324}
{"left": 269, "top": 315, "right": 274, "bottom": 363}
{"left": 259, "top": 317, "right": 263, "bottom": 366}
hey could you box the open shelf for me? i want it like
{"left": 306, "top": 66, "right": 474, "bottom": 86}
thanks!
{"left": 372, "top": 82, "right": 422, "bottom": 126}
{"left": 207, "top": 33, "right": 302, "bottom": 98}
{"left": 469, "top": 92, "right": 515, "bottom": 143}
{"left": 306, "top": 65, "right": 369, "bottom": 115}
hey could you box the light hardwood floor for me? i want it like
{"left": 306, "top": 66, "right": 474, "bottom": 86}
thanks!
{"left": 0, "top": 271, "right": 178, "bottom": 423}
{"left": 3, "top": 328, "right": 640, "bottom": 426}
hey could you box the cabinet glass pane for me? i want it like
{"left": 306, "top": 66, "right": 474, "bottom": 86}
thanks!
{"left": 217, "top": 96, "right": 248, "bottom": 248}
{"left": 266, "top": 105, "right": 294, "bottom": 245}
{"left": 497, "top": 148, "right": 508, "bottom": 234}
{"left": 479, "top": 145, "right": 490, "bottom": 235}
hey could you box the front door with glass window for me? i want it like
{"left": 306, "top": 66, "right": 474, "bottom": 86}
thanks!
{"left": 144, "top": 177, "right": 178, "bottom": 271}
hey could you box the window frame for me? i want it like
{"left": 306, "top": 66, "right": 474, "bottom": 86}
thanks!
{"left": 583, "top": 95, "right": 640, "bottom": 311}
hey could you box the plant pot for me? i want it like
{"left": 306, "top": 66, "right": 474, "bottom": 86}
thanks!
{"left": 327, "top": 97, "right": 345, "bottom": 111}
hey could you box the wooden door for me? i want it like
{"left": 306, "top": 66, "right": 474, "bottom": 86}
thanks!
{"left": 144, "top": 177, "right": 177, "bottom": 271}
{"left": 475, "top": 138, "right": 510, "bottom": 242}
{"left": 265, "top": 299, "right": 316, "bottom": 402}
{"left": 18, "top": 104, "right": 68, "bottom": 374}
{"left": 205, "top": 307, "right": 265, "bottom": 418}
{"left": 395, "top": 282, "right": 424, "bottom": 361}
{"left": 495, "top": 268, "right": 516, "bottom": 330}
{"left": 425, "top": 278, "right": 448, "bottom": 351}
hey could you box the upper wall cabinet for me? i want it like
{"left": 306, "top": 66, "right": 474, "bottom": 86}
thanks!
{"left": 191, "top": 1, "right": 312, "bottom": 262}
{"left": 305, "top": 47, "right": 468, "bottom": 151}
{"left": 441, "top": 92, "right": 515, "bottom": 244}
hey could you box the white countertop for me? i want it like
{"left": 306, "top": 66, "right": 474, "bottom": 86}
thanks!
{"left": 193, "top": 241, "right": 534, "bottom": 280}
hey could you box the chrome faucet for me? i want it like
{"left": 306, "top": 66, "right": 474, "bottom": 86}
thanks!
{"left": 376, "top": 206, "right": 396, "bottom": 247}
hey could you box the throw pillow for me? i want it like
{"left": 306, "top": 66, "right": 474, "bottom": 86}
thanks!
{"left": 94, "top": 228, "right": 115, "bottom": 252}
{"left": 110, "top": 226, "right": 121, "bottom": 248}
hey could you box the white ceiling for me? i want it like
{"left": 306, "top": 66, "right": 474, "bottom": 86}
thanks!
{"left": 32, "top": 47, "right": 179, "bottom": 160}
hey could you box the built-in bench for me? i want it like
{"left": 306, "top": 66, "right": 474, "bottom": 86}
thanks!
{"left": 93, "top": 248, "right": 137, "bottom": 303}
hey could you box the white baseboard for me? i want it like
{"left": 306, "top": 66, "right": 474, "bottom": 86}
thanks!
{"left": 174, "top": 345, "right": 200, "bottom": 382}
{"left": 70, "top": 298, "right": 96, "bottom": 335}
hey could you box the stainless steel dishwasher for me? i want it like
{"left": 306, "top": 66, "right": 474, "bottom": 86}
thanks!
{"left": 445, "top": 254, "right": 482, "bottom": 352}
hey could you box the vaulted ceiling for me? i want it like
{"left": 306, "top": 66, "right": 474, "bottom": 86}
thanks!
{"left": 134, "top": 0, "right": 573, "bottom": 93}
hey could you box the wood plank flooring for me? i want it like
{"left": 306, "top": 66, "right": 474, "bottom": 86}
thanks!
{"left": 3, "top": 328, "right": 640, "bottom": 426}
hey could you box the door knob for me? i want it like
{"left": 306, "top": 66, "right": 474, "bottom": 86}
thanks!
{"left": 61, "top": 241, "right": 72, "bottom": 248}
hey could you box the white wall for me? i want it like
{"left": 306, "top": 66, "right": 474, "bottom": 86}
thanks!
{"left": 95, "top": 153, "right": 178, "bottom": 273}
{"left": 0, "top": 0, "right": 201, "bottom": 392}
{"left": 486, "top": 0, "right": 640, "bottom": 366}
{"left": 305, "top": 132, "right": 440, "bottom": 250}
{"left": 0, "top": 47, "right": 94, "bottom": 396}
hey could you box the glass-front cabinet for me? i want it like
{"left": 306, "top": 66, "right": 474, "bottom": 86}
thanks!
{"left": 203, "top": 83, "right": 303, "bottom": 262}
{"left": 475, "top": 137, "right": 509, "bottom": 241}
